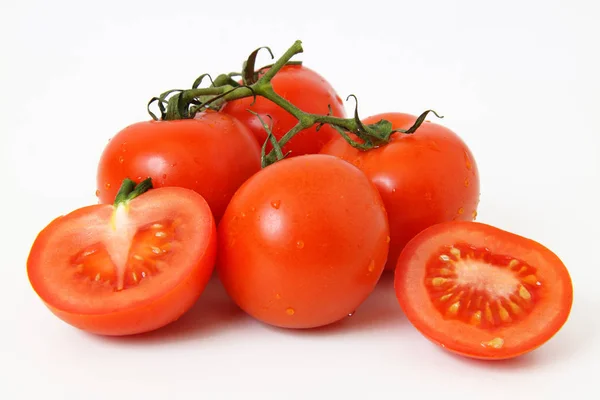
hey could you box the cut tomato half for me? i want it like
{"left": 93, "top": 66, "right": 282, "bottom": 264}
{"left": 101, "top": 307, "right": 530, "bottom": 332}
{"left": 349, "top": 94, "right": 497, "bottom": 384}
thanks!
{"left": 394, "top": 221, "right": 573, "bottom": 360}
{"left": 27, "top": 184, "right": 217, "bottom": 336}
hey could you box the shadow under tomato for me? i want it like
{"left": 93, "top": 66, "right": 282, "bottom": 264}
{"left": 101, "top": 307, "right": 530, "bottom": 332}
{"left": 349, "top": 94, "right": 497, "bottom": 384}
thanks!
{"left": 92, "top": 276, "right": 247, "bottom": 345}
{"left": 440, "top": 346, "right": 541, "bottom": 369}
{"left": 265, "top": 270, "right": 408, "bottom": 337}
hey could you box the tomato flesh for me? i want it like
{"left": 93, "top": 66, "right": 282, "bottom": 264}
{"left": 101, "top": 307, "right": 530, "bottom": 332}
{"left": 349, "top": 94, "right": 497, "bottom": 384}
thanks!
{"left": 27, "top": 187, "right": 217, "bottom": 336}
{"left": 394, "top": 221, "right": 573, "bottom": 360}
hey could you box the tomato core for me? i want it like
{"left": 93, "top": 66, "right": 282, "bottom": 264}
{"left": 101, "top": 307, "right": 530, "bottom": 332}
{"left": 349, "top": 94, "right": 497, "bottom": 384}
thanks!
{"left": 70, "top": 217, "right": 180, "bottom": 292}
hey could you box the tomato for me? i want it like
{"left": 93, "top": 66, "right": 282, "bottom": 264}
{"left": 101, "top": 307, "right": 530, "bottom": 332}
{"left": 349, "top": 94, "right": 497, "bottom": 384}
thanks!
{"left": 321, "top": 112, "right": 480, "bottom": 271}
{"left": 96, "top": 111, "right": 261, "bottom": 222}
{"left": 220, "top": 64, "right": 346, "bottom": 157}
{"left": 217, "top": 154, "right": 389, "bottom": 329}
{"left": 27, "top": 184, "right": 217, "bottom": 336}
{"left": 394, "top": 220, "right": 573, "bottom": 360}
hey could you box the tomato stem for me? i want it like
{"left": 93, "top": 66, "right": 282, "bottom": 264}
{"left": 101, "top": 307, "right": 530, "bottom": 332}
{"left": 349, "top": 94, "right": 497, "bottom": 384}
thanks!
{"left": 148, "top": 40, "right": 443, "bottom": 167}
{"left": 113, "top": 178, "right": 153, "bottom": 206}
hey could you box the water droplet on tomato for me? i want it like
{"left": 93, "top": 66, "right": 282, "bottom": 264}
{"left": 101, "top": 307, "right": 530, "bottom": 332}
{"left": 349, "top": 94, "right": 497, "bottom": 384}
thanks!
{"left": 458, "top": 207, "right": 464, "bottom": 215}
{"left": 118, "top": 156, "right": 124, "bottom": 164}
{"left": 104, "top": 183, "right": 111, "bottom": 189}
{"left": 241, "top": 212, "right": 246, "bottom": 218}
{"left": 368, "top": 260, "right": 375, "bottom": 272}
{"left": 336, "top": 95, "right": 343, "bottom": 105}
{"left": 171, "top": 162, "right": 178, "bottom": 167}
{"left": 95, "top": 189, "right": 100, "bottom": 197}
{"left": 296, "top": 240, "right": 304, "bottom": 249}
{"left": 162, "top": 174, "right": 167, "bottom": 179}
{"left": 348, "top": 310, "right": 356, "bottom": 317}
{"left": 271, "top": 200, "right": 281, "bottom": 209}
{"left": 464, "top": 178, "right": 470, "bottom": 187}
{"left": 137, "top": 176, "right": 142, "bottom": 181}
{"left": 251, "top": 206, "right": 256, "bottom": 212}
{"left": 286, "top": 308, "right": 295, "bottom": 316}
{"left": 391, "top": 188, "right": 396, "bottom": 193}
{"left": 472, "top": 210, "right": 478, "bottom": 220}
{"left": 464, "top": 151, "right": 472, "bottom": 170}
{"left": 386, "top": 236, "right": 391, "bottom": 244}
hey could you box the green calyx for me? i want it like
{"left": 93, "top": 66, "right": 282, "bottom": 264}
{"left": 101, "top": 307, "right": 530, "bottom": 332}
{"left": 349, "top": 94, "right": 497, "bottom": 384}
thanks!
{"left": 113, "top": 178, "right": 153, "bottom": 207}
{"left": 146, "top": 40, "right": 443, "bottom": 167}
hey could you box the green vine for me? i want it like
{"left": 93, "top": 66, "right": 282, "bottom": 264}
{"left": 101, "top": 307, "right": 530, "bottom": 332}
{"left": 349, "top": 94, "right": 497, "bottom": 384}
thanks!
{"left": 147, "top": 40, "right": 442, "bottom": 167}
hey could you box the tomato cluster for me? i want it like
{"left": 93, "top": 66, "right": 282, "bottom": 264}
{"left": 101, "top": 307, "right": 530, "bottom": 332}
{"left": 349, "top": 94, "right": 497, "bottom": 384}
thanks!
{"left": 26, "top": 42, "right": 572, "bottom": 361}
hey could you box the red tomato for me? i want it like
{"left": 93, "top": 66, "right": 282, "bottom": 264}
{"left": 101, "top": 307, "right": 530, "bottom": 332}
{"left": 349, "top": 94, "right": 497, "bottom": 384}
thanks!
{"left": 220, "top": 64, "right": 346, "bottom": 157}
{"left": 394, "top": 221, "right": 573, "bottom": 360}
{"left": 321, "top": 112, "right": 480, "bottom": 271}
{"left": 217, "top": 154, "right": 390, "bottom": 329}
{"left": 27, "top": 186, "right": 217, "bottom": 336}
{"left": 96, "top": 111, "right": 261, "bottom": 222}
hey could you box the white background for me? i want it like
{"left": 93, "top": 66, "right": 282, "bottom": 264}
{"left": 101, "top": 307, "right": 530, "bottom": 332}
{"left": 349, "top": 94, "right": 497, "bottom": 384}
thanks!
{"left": 1, "top": 0, "right": 598, "bottom": 398}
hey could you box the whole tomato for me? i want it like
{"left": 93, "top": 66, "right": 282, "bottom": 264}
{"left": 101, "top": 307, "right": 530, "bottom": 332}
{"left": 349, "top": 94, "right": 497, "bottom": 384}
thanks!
{"left": 96, "top": 111, "right": 261, "bottom": 221}
{"left": 220, "top": 64, "right": 346, "bottom": 157}
{"left": 217, "top": 154, "right": 390, "bottom": 329}
{"left": 321, "top": 112, "right": 480, "bottom": 271}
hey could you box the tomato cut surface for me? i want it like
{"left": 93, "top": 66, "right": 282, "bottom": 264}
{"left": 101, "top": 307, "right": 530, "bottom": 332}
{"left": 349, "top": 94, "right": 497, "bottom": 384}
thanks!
{"left": 27, "top": 187, "right": 217, "bottom": 336}
{"left": 394, "top": 221, "right": 573, "bottom": 360}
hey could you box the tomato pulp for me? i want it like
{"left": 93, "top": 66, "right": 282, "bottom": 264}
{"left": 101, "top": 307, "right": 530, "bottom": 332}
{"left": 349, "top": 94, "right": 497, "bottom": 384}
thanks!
{"left": 321, "top": 112, "right": 480, "bottom": 271}
{"left": 27, "top": 186, "right": 217, "bottom": 336}
{"left": 217, "top": 154, "right": 390, "bottom": 329}
{"left": 394, "top": 221, "right": 573, "bottom": 359}
{"left": 96, "top": 111, "right": 261, "bottom": 222}
{"left": 221, "top": 64, "right": 346, "bottom": 157}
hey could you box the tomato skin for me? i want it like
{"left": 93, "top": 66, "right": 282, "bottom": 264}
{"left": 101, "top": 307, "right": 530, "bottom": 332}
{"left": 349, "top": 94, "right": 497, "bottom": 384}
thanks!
{"left": 394, "top": 220, "right": 573, "bottom": 360}
{"left": 217, "top": 154, "right": 389, "bottom": 329}
{"left": 220, "top": 64, "right": 346, "bottom": 157}
{"left": 96, "top": 111, "right": 261, "bottom": 222}
{"left": 27, "top": 187, "right": 217, "bottom": 336}
{"left": 321, "top": 112, "right": 480, "bottom": 271}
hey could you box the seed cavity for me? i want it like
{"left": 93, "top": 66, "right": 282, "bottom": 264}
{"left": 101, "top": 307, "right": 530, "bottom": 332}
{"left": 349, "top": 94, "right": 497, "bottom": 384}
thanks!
{"left": 425, "top": 243, "right": 541, "bottom": 330}
{"left": 522, "top": 275, "right": 539, "bottom": 285}
{"left": 150, "top": 246, "right": 161, "bottom": 254}
{"left": 439, "top": 293, "right": 453, "bottom": 302}
{"left": 519, "top": 285, "right": 531, "bottom": 300}
{"left": 470, "top": 311, "right": 482, "bottom": 325}
{"left": 447, "top": 301, "right": 461, "bottom": 315}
